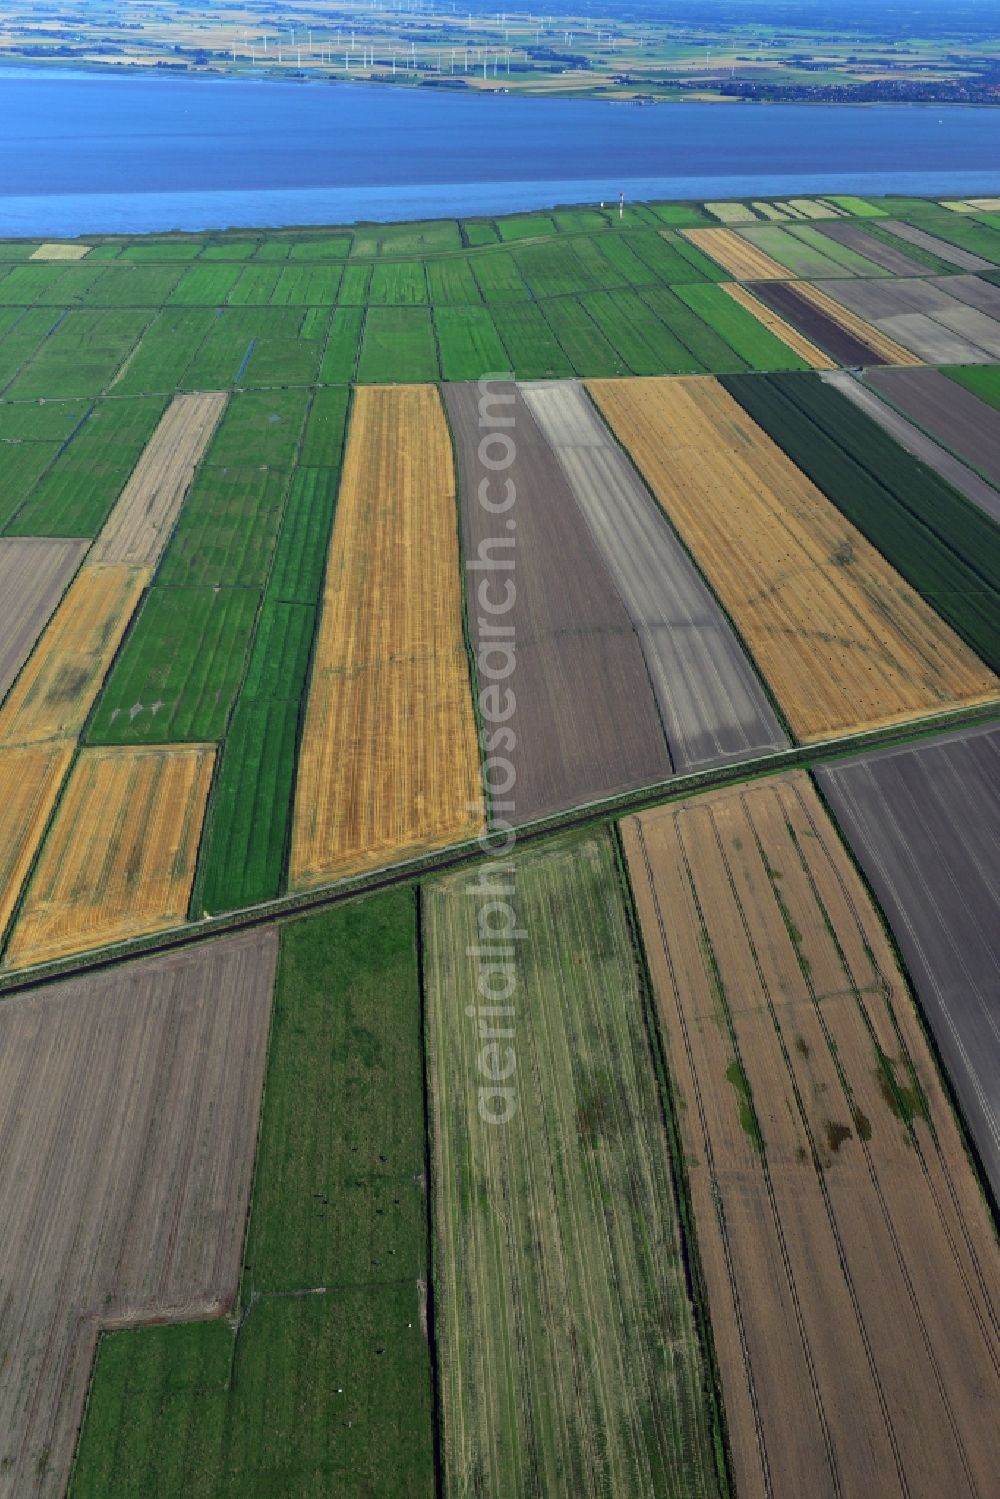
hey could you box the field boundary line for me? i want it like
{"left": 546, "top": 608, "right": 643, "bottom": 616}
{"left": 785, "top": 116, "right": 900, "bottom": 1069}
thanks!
{"left": 3, "top": 696, "right": 1000, "bottom": 995}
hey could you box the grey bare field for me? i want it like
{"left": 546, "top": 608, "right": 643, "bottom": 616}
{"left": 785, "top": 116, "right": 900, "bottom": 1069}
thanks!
{"left": 90, "top": 390, "right": 227, "bottom": 566}
{"left": 821, "top": 371, "right": 1000, "bottom": 524}
{"left": 751, "top": 280, "right": 887, "bottom": 365}
{"left": 818, "top": 725, "right": 1000, "bottom": 1199}
{"left": 945, "top": 273, "right": 1000, "bottom": 318}
{"left": 818, "top": 279, "right": 995, "bottom": 363}
{"left": 0, "top": 538, "right": 87, "bottom": 701}
{"left": 814, "top": 221, "right": 929, "bottom": 276}
{"left": 520, "top": 380, "right": 788, "bottom": 770}
{"left": 880, "top": 220, "right": 993, "bottom": 270}
{"left": 864, "top": 365, "right": 1000, "bottom": 491}
{"left": 445, "top": 381, "right": 670, "bottom": 821}
{"left": 0, "top": 930, "right": 277, "bottom": 1498}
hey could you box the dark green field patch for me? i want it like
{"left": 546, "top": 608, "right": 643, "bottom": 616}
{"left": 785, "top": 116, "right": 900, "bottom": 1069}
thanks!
{"left": 944, "top": 363, "right": 1000, "bottom": 412}
{"left": 497, "top": 212, "right": 556, "bottom": 241}
{"left": 157, "top": 465, "right": 286, "bottom": 588}
{"left": 205, "top": 387, "right": 309, "bottom": 468}
{"left": 573, "top": 234, "right": 657, "bottom": 288}
{"left": 119, "top": 240, "right": 202, "bottom": 261}
{"left": 177, "top": 310, "right": 256, "bottom": 387}
{"left": 357, "top": 306, "right": 438, "bottom": 382}
{"left": 86, "top": 584, "right": 259, "bottom": 744}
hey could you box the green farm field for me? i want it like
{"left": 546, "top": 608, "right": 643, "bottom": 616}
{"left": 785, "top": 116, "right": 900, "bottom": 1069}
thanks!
{"left": 423, "top": 831, "right": 726, "bottom": 1499}
{"left": 70, "top": 891, "right": 437, "bottom": 1498}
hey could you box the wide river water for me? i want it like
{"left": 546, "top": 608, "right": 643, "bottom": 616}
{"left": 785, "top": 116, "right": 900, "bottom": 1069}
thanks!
{"left": 1, "top": 67, "right": 999, "bottom": 235}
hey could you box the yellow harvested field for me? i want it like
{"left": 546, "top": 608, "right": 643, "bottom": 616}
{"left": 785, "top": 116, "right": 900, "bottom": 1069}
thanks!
{"left": 0, "top": 743, "right": 74, "bottom": 943}
{"left": 588, "top": 376, "right": 998, "bottom": 740}
{"left": 795, "top": 281, "right": 922, "bottom": 365}
{"left": 722, "top": 282, "right": 836, "bottom": 368}
{"left": 6, "top": 744, "right": 215, "bottom": 968}
{"left": 681, "top": 227, "right": 789, "bottom": 280}
{"left": 91, "top": 392, "right": 228, "bottom": 566}
{"left": 941, "top": 200, "right": 978, "bottom": 214}
{"left": 624, "top": 773, "right": 1000, "bottom": 1499}
{"left": 0, "top": 565, "right": 149, "bottom": 747}
{"left": 30, "top": 243, "right": 91, "bottom": 260}
{"left": 291, "top": 384, "right": 483, "bottom": 887}
{"left": 703, "top": 200, "right": 759, "bottom": 224}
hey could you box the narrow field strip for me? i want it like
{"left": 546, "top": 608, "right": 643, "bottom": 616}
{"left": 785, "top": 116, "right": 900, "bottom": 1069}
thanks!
{"left": 89, "top": 391, "right": 228, "bottom": 566}
{"left": 6, "top": 743, "right": 215, "bottom": 968}
{"left": 291, "top": 384, "right": 482, "bottom": 886}
{"left": 0, "top": 932, "right": 276, "bottom": 1498}
{"left": 721, "top": 282, "right": 836, "bottom": 368}
{"left": 589, "top": 376, "right": 999, "bottom": 741}
{"left": 623, "top": 773, "right": 1000, "bottom": 1499}
{"left": 425, "top": 832, "right": 724, "bottom": 1499}
{"left": 680, "top": 227, "right": 789, "bottom": 280}
{"left": 0, "top": 742, "right": 75, "bottom": 942}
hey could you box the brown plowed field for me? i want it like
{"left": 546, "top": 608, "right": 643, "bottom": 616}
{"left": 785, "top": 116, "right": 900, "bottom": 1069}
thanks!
{"left": 865, "top": 365, "right": 1000, "bottom": 492}
{"left": 6, "top": 743, "right": 215, "bottom": 967}
{"left": 0, "top": 564, "right": 149, "bottom": 747}
{"left": 445, "top": 381, "right": 670, "bottom": 821}
{"left": 680, "top": 227, "right": 789, "bottom": 280}
{"left": 0, "top": 743, "right": 74, "bottom": 942}
{"left": 92, "top": 391, "right": 228, "bottom": 566}
{"left": 624, "top": 772, "right": 1000, "bottom": 1499}
{"left": 750, "top": 280, "right": 892, "bottom": 366}
{"left": 588, "top": 377, "right": 998, "bottom": 740}
{"left": 291, "top": 384, "right": 482, "bottom": 887}
{"left": 0, "top": 932, "right": 277, "bottom": 1498}
{"left": 721, "top": 283, "right": 836, "bottom": 367}
{"left": 0, "top": 538, "right": 87, "bottom": 703}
